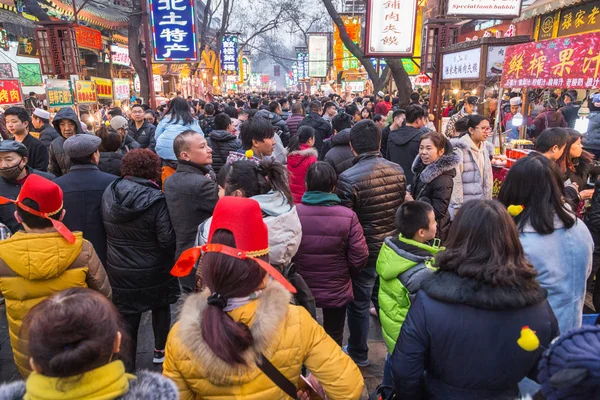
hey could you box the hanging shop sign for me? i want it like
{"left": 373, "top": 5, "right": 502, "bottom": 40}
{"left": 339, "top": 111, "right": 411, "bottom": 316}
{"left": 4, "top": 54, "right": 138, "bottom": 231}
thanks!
{"left": 442, "top": 48, "right": 482, "bottom": 80}
{"left": 113, "top": 78, "right": 130, "bottom": 101}
{"left": 343, "top": 81, "right": 365, "bottom": 92}
{"left": 35, "top": 27, "right": 81, "bottom": 76}
{"left": 414, "top": 73, "right": 431, "bottom": 86}
{"left": 46, "top": 79, "right": 74, "bottom": 108}
{"left": 291, "top": 62, "right": 298, "bottom": 84}
{"left": 501, "top": 31, "right": 600, "bottom": 89}
{"left": 74, "top": 26, "right": 102, "bottom": 51}
{"left": 446, "top": 0, "right": 522, "bottom": 19}
{"left": 0, "top": 79, "right": 22, "bottom": 105}
{"left": 0, "top": 64, "right": 12, "bottom": 78}
{"left": 91, "top": 77, "right": 113, "bottom": 99}
{"left": 220, "top": 35, "right": 239, "bottom": 76}
{"left": 17, "top": 37, "right": 37, "bottom": 57}
{"left": 486, "top": 46, "right": 507, "bottom": 77}
{"left": 135, "top": 74, "right": 163, "bottom": 93}
{"left": 74, "top": 81, "right": 98, "bottom": 104}
{"left": 296, "top": 50, "right": 309, "bottom": 80}
{"left": 364, "top": 0, "right": 418, "bottom": 57}
{"left": 558, "top": 1, "right": 600, "bottom": 38}
{"left": 242, "top": 56, "right": 250, "bottom": 82}
{"left": 17, "top": 63, "right": 42, "bottom": 86}
{"left": 308, "top": 35, "right": 328, "bottom": 77}
{"left": 111, "top": 45, "right": 131, "bottom": 67}
{"left": 334, "top": 15, "right": 361, "bottom": 71}
{"left": 149, "top": 0, "right": 198, "bottom": 62}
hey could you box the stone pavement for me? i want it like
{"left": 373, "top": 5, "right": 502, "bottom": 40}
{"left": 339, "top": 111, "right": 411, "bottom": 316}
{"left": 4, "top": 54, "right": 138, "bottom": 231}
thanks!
{"left": 0, "top": 303, "right": 386, "bottom": 399}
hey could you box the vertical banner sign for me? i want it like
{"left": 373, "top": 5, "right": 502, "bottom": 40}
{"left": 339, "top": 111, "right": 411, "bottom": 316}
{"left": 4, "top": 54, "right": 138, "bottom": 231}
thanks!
{"left": 296, "top": 51, "right": 309, "bottom": 80}
{"left": 75, "top": 81, "right": 98, "bottom": 104}
{"left": 91, "top": 77, "right": 114, "bottom": 100}
{"left": 242, "top": 56, "right": 250, "bottom": 81}
{"left": 365, "top": 0, "right": 418, "bottom": 57}
{"left": 291, "top": 62, "right": 298, "bottom": 84}
{"left": 0, "top": 79, "right": 22, "bottom": 105}
{"left": 334, "top": 15, "right": 361, "bottom": 70}
{"left": 113, "top": 79, "right": 130, "bottom": 101}
{"left": 46, "top": 79, "right": 74, "bottom": 108}
{"left": 221, "top": 35, "right": 239, "bottom": 76}
{"left": 149, "top": 0, "right": 198, "bottom": 62}
{"left": 308, "top": 35, "right": 328, "bottom": 77}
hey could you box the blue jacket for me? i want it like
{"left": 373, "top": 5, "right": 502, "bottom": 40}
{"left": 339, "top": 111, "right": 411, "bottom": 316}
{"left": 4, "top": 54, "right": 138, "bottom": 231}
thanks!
{"left": 519, "top": 215, "right": 593, "bottom": 333}
{"left": 392, "top": 271, "right": 559, "bottom": 400}
{"left": 154, "top": 117, "right": 203, "bottom": 160}
{"left": 54, "top": 164, "right": 117, "bottom": 265}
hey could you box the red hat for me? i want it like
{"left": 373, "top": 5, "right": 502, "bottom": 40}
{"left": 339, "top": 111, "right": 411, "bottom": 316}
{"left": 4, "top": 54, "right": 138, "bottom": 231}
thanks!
{"left": 0, "top": 174, "right": 75, "bottom": 244}
{"left": 171, "top": 197, "right": 296, "bottom": 293}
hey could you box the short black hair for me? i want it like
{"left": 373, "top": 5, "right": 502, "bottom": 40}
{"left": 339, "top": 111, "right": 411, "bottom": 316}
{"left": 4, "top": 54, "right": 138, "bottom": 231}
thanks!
{"left": 384, "top": 95, "right": 390, "bottom": 102}
{"left": 5, "top": 107, "right": 30, "bottom": 124}
{"left": 240, "top": 117, "right": 275, "bottom": 150}
{"left": 350, "top": 119, "right": 381, "bottom": 154}
{"left": 410, "top": 92, "right": 420, "bottom": 102}
{"left": 108, "top": 108, "right": 123, "bottom": 117}
{"left": 373, "top": 114, "right": 384, "bottom": 123}
{"left": 535, "top": 127, "right": 569, "bottom": 153}
{"left": 309, "top": 100, "right": 322, "bottom": 113}
{"left": 332, "top": 113, "right": 353, "bottom": 133}
{"left": 17, "top": 198, "right": 62, "bottom": 229}
{"left": 29, "top": 92, "right": 36, "bottom": 97}
{"left": 278, "top": 98, "right": 288, "bottom": 107}
{"left": 392, "top": 109, "right": 406, "bottom": 120}
{"left": 214, "top": 113, "right": 231, "bottom": 130}
{"left": 395, "top": 201, "right": 434, "bottom": 239}
{"left": 345, "top": 104, "right": 358, "bottom": 116}
{"left": 305, "top": 161, "right": 337, "bottom": 192}
{"left": 204, "top": 103, "right": 215, "bottom": 115}
{"left": 131, "top": 103, "right": 144, "bottom": 111}
{"left": 323, "top": 101, "right": 336, "bottom": 111}
{"left": 223, "top": 106, "right": 238, "bottom": 119}
{"left": 405, "top": 104, "right": 426, "bottom": 123}
{"left": 269, "top": 101, "right": 280, "bottom": 113}
{"left": 466, "top": 96, "right": 479, "bottom": 105}
{"left": 173, "top": 130, "right": 202, "bottom": 160}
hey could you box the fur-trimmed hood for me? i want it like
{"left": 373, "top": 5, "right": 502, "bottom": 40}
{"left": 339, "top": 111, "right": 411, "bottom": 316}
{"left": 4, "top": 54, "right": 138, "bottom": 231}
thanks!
{"left": 412, "top": 152, "right": 460, "bottom": 184}
{"left": 0, "top": 370, "right": 178, "bottom": 400}
{"left": 176, "top": 281, "right": 292, "bottom": 385}
{"left": 287, "top": 146, "right": 318, "bottom": 159}
{"left": 422, "top": 271, "right": 547, "bottom": 310}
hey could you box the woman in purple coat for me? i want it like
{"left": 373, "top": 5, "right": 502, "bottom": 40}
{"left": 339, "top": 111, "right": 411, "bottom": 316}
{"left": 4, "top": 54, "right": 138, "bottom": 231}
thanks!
{"left": 292, "top": 161, "right": 369, "bottom": 346}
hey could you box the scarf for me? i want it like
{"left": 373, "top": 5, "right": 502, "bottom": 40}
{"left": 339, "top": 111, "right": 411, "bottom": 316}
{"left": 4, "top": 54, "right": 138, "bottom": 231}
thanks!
{"left": 25, "top": 360, "right": 134, "bottom": 400}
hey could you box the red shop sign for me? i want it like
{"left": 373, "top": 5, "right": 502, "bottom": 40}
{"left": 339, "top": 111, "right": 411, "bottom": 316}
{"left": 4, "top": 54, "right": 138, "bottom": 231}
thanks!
{"left": 501, "top": 31, "right": 600, "bottom": 89}
{"left": 0, "top": 79, "right": 22, "bottom": 105}
{"left": 74, "top": 26, "right": 102, "bottom": 51}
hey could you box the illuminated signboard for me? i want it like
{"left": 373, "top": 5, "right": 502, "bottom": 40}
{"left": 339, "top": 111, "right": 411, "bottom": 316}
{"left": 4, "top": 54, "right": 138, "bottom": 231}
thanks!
{"left": 149, "top": 0, "right": 198, "bottom": 62}
{"left": 221, "top": 35, "right": 239, "bottom": 76}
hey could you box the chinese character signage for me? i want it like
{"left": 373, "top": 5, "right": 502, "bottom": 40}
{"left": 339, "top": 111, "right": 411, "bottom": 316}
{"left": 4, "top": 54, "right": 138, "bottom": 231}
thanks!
{"left": 365, "top": 0, "right": 418, "bottom": 57}
{"left": 46, "top": 79, "right": 74, "bottom": 108}
{"left": 291, "top": 62, "right": 298, "bottom": 84}
{"left": 0, "top": 80, "right": 22, "bottom": 105}
{"left": 74, "top": 26, "right": 102, "bottom": 51}
{"left": 486, "top": 46, "right": 507, "bottom": 77}
{"left": 442, "top": 48, "right": 482, "bottom": 80}
{"left": 447, "top": 0, "right": 522, "bottom": 18}
{"left": 308, "top": 35, "right": 328, "bottom": 77}
{"left": 17, "top": 63, "right": 42, "bottom": 86}
{"left": 17, "top": 37, "right": 37, "bottom": 57}
{"left": 296, "top": 51, "right": 309, "bottom": 80}
{"left": 149, "top": 0, "right": 198, "bottom": 62}
{"left": 502, "top": 32, "right": 600, "bottom": 89}
{"left": 113, "top": 79, "right": 130, "bottom": 101}
{"left": 111, "top": 45, "right": 131, "bottom": 67}
{"left": 91, "top": 77, "right": 113, "bottom": 99}
{"left": 75, "top": 81, "right": 98, "bottom": 104}
{"left": 220, "top": 35, "right": 239, "bottom": 76}
{"left": 557, "top": 1, "right": 600, "bottom": 38}
{"left": 334, "top": 15, "right": 361, "bottom": 71}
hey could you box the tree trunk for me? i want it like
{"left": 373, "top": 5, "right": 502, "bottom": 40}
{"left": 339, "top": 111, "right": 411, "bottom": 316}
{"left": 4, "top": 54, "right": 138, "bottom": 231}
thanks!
{"left": 385, "top": 58, "right": 413, "bottom": 107}
{"left": 129, "top": 0, "right": 150, "bottom": 103}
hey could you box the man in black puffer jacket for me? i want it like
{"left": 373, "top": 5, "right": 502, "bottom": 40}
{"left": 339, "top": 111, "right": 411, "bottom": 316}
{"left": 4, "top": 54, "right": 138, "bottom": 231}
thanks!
{"left": 207, "top": 113, "right": 241, "bottom": 174}
{"left": 128, "top": 104, "right": 156, "bottom": 150}
{"left": 49, "top": 107, "right": 83, "bottom": 177}
{"left": 299, "top": 100, "right": 332, "bottom": 154}
{"left": 322, "top": 113, "right": 355, "bottom": 175}
{"left": 337, "top": 119, "right": 406, "bottom": 368}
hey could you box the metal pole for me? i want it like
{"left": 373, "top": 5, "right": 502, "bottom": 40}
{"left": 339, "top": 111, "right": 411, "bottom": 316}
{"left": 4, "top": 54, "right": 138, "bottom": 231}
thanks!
{"left": 141, "top": 0, "right": 156, "bottom": 108}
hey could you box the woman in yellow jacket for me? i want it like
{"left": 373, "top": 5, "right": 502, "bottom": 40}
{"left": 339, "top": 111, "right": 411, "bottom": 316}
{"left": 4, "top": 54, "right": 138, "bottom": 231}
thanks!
{"left": 164, "top": 196, "right": 364, "bottom": 399}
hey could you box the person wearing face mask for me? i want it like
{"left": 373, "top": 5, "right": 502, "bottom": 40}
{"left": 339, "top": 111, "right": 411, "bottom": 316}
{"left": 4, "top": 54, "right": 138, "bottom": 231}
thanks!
{"left": 48, "top": 107, "right": 83, "bottom": 177}
{"left": 449, "top": 115, "right": 494, "bottom": 218}
{"left": 386, "top": 105, "right": 430, "bottom": 185}
{"left": 407, "top": 132, "right": 459, "bottom": 242}
{"left": 444, "top": 96, "right": 478, "bottom": 138}
{"left": 0, "top": 140, "right": 54, "bottom": 234}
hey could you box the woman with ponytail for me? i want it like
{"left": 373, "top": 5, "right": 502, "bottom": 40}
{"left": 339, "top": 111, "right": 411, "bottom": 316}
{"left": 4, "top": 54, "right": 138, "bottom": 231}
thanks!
{"left": 164, "top": 197, "right": 364, "bottom": 399}
{"left": 287, "top": 126, "right": 318, "bottom": 203}
{"left": 0, "top": 288, "right": 177, "bottom": 400}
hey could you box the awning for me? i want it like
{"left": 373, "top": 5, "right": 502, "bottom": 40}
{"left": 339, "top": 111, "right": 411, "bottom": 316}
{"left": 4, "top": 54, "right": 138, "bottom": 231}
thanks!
{"left": 514, "top": 0, "right": 585, "bottom": 22}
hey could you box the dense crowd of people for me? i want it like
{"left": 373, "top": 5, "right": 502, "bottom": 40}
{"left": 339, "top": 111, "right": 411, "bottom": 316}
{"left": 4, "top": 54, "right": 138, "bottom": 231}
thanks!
{"left": 0, "top": 89, "right": 597, "bottom": 399}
